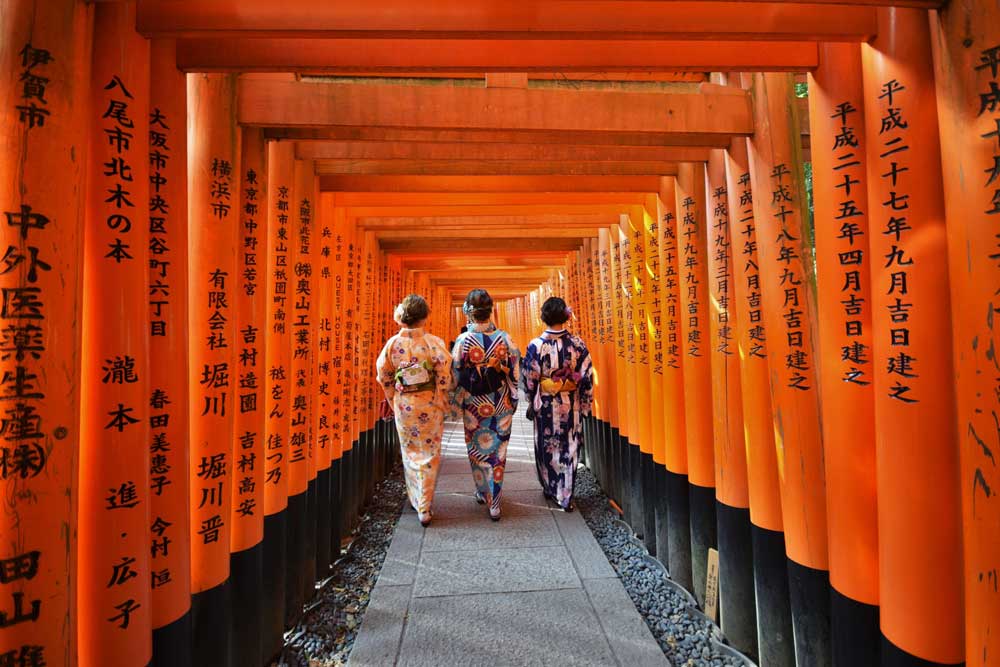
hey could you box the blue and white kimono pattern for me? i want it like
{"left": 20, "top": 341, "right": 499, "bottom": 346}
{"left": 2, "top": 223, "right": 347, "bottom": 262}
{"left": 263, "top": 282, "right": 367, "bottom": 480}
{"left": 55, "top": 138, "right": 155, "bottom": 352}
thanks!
{"left": 452, "top": 322, "right": 520, "bottom": 515}
{"left": 522, "top": 330, "right": 594, "bottom": 509}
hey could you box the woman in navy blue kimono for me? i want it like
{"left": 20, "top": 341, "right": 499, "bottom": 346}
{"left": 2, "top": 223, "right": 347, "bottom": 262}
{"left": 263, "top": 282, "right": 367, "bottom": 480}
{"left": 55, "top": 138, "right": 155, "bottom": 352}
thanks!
{"left": 452, "top": 290, "right": 520, "bottom": 520}
{"left": 522, "top": 297, "right": 594, "bottom": 511}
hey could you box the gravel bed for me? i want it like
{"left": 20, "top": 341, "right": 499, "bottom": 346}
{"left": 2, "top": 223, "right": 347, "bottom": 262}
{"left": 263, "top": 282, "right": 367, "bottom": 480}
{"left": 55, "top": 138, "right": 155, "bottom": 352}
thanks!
{"left": 273, "top": 467, "right": 407, "bottom": 667}
{"left": 574, "top": 467, "right": 753, "bottom": 667}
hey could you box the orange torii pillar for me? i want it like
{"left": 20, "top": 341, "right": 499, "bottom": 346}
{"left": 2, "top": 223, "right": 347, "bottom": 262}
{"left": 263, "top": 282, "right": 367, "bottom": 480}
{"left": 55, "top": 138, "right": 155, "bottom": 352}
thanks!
{"left": 589, "top": 234, "right": 618, "bottom": 499}
{"left": 148, "top": 38, "right": 193, "bottom": 667}
{"left": 809, "top": 44, "right": 881, "bottom": 665}
{"left": 314, "top": 182, "right": 334, "bottom": 575}
{"left": 229, "top": 126, "right": 268, "bottom": 667}
{"left": 623, "top": 209, "right": 656, "bottom": 548}
{"left": 862, "top": 10, "right": 964, "bottom": 665}
{"left": 706, "top": 150, "right": 756, "bottom": 656}
{"left": 746, "top": 71, "right": 831, "bottom": 665}
{"left": 286, "top": 158, "right": 316, "bottom": 624}
{"left": 641, "top": 203, "right": 667, "bottom": 559}
{"left": 657, "top": 178, "right": 693, "bottom": 591}
{"left": 79, "top": 5, "right": 152, "bottom": 665}
{"left": 262, "top": 140, "right": 293, "bottom": 660}
{"left": 0, "top": 3, "right": 88, "bottom": 666}
{"left": 357, "top": 231, "right": 376, "bottom": 510}
{"left": 676, "top": 162, "right": 718, "bottom": 608}
{"left": 609, "top": 224, "right": 635, "bottom": 525}
{"left": 933, "top": 4, "right": 1000, "bottom": 664}
{"left": 580, "top": 241, "right": 609, "bottom": 486}
{"left": 326, "top": 200, "right": 350, "bottom": 559}
{"left": 187, "top": 72, "right": 239, "bottom": 667}
{"left": 724, "top": 130, "right": 794, "bottom": 666}
{"left": 342, "top": 223, "right": 362, "bottom": 526}
{"left": 599, "top": 228, "right": 627, "bottom": 514}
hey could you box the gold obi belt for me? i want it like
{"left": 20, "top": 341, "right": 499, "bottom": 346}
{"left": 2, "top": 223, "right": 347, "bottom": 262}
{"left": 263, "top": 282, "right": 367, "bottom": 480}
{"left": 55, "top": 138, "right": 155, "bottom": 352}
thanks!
{"left": 539, "top": 377, "right": 578, "bottom": 395}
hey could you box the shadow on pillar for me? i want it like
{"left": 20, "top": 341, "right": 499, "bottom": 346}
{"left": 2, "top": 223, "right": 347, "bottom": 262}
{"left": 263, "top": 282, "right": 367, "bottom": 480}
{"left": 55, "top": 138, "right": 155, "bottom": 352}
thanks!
{"left": 316, "top": 467, "right": 332, "bottom": 574}
{"left": 641, "top": 450, "right": 657, "bottom": 555}
{"left": 285, "top": 490, "right": 308, "bottom": 628}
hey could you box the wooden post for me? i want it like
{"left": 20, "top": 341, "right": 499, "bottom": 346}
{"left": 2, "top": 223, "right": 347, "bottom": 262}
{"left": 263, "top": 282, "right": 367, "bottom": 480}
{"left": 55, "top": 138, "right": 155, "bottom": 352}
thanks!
{"left": 80, "top": 4, "right": 152, "bottom": 665}
{"left": 0, "top": 2, "right": 89, "bottom": 666}
{"left": 229, "top": 125, "right": 267, "bottom": 667}
{"left": 706, "top": 149, "right": 756, "bottom": 656}
{"left": 931, "top": 5, "right": 1000, "bottom": 665}
{"left": 724, "top": 131, "right": 794, "bottom": 666}
{"left": 262, "top": 140, "right": 293, "bottom": 660}
{"left": 657, "top": 177, "right": 693, "bottom": 591}
{"left": 314, "top": 182, "right": 334, "bottom": 575}
{"left": 148, "top": 36, "right": 193, "bottom": 667}
{"left": 746, "top": 71, "right": 831, "bottom": 666}
{"left": 862, "top": 8, "right": 964, "bottom": 665}
{"left": 187, "top": 72, "right": 239, "bottom": 667}
{"left": 809, "top": 42, "right": 881, "bottom": 665}
{"left": 676, "top": 162, "right": 718, "bottom": 607}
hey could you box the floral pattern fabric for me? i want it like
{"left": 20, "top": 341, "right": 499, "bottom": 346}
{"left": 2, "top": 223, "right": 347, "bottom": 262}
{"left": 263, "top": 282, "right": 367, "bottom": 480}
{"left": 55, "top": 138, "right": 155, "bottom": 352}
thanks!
{"left": 452, "top": 322, "right": 520, "bottom": 515}
{"left": 521, "top": 330, "right": 594, "bottom": 509}
{"left": 376, "top": 327, "right": 454, "bottom": 517}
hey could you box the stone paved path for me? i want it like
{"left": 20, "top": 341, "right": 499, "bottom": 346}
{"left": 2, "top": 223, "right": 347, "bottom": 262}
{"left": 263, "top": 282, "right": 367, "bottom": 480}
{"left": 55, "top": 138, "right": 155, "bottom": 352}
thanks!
{"left": 349, "top": 409, "right": 668, "bottom": 667}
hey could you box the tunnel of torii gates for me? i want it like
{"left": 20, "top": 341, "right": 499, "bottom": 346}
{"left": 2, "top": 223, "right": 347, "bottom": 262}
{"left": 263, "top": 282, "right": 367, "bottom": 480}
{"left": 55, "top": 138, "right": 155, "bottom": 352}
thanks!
{"left": 1, "top": 0, "right": 999, "bottom": 666}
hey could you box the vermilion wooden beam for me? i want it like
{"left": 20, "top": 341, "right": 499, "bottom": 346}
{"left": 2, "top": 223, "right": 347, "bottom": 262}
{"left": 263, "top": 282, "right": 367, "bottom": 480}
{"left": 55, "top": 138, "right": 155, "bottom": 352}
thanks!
{"left": 328, "top": 192, "right": 653, "bottom": 206}
{"left": 358, "top": 214, "right": 620, "bottom": 230}
{"left": 375, "top": 227, "right": 599, "bottom": 239}
{"left": 319, "top": 176, "right": 665, "bottom": 192}
{"left": 348, "top": 203, "right": 632, "bottom": 218}
{"left": 181, "top": 38, "right": 819, "bottom": 73}
{"left": 272, "top": 127, "right": 732, "bottom": 148}
{"left": 137, "top": 1, "right": 883, "bottom": 39}
{"left": 237, "top": 79, "right": 752, "bottom": 139}
{"left": 379, "top": 238, "right": 583, "bottom": 252}
{"left": 313, "top": 158, "right": 679, "bottom": 176}
{"left": 297, "top": 141, "right": 712, "bottom": 164}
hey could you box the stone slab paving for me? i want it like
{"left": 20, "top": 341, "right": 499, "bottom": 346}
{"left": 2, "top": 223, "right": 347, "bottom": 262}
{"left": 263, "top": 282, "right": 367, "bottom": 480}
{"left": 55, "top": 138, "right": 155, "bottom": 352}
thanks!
{"left": 349, "top": 409, "right": 668, "bottom": 667}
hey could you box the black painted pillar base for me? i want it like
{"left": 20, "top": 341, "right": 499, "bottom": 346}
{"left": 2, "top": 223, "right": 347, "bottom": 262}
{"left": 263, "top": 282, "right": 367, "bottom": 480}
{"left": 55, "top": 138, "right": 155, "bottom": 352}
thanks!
{"left": 285, "top": 490, "right": 308, "bottom": 628}
{"left": 230, "top": 542, "right": 263, "bottom": 667}
{"left": 608, "top": 426, "right": 622, "bottom": 508}
{"left": 665, "top": 470, "right": 693, "bottom": 591}
{"left": 152, "top": 611, "right": 192, "bottom": 667}
{"left": 751, "top": 525, "right": 795, "bottom": 667}
{"left": 787, "top": 558, "right": 833, "bottom": 667}
{"left": 832, "top": 586, "right": 879, "bottom": 667}
{"left": 602, "top": 421, "right": 614, "bottom": 500}
{"left": 330, "top": 459, "right": 342, "bottom": 561}
{"left": 316, "top": 467, "right": 332, "bottom": 573}
{"left": 641, "top": 451, "right": 657, "bottom": 555}
{"left": 629, "top": 441, "right": 644, "bottom": 535}
{"left": 191, "top": 579, "right": 231, "bottom": 667}
{"left": 305, "top": 477, "right": 318, "bottom": 595}
{"left": 614, "top": 428, "right": 628, "bottom": 517}
{"left": 689, "top": 482, "right": 718, "bottom": 608}
{"left": 262, "top": 511, "right": 287, "bottom": 663}
{"left": 716, "top": 501, "right": 757, "bottom": 659}
{"left": 654, "top": 465, "right": 670, "bottom": 571}
{"left": 881, "top": 636, "right": 963, "bottom": 667}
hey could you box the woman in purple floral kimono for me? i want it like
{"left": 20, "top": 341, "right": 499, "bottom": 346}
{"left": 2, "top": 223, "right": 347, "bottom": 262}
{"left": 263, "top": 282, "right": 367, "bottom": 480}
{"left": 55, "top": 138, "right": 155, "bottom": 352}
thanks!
{"left": 452, "top": 290, "right": 520, "bottom": 520}
{"left": 522, "top": 297, "right": 594, "bottom": 511}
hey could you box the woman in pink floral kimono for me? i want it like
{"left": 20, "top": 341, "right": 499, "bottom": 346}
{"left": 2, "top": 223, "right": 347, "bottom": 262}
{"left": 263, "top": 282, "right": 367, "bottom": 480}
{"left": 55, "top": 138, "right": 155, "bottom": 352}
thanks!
{"left": 452, "top": 290, "right": 520, "bottom": 520}
{"left": 376, "top": 294, "right": 454, "bottom": 526}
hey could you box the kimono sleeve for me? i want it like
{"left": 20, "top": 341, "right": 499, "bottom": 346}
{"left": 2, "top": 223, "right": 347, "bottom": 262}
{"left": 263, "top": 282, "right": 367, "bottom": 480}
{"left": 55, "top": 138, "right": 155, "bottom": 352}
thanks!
{"left": 503, "top": 331, "right": 521, "bottom": 398}
{"left": 430, "top": 335, "right": 456, "bottom": 405}
{"left": 574, "top": 337, "right": 595, "bottom": 416}
{"left": 521, "top": 340, "right": 541, "bottom": 402}
{"left": 375, "top": 336, "right": 398, "bottom": 402}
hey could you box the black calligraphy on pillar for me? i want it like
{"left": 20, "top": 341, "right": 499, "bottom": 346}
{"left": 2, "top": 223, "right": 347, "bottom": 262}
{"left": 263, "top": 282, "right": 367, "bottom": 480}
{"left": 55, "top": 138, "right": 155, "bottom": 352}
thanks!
{"left": 768, "top": 164, "right": 810, "bottom": 390}
{"left": 647, "top": 222, "right": 663, "bottom": 376}
{"left": 662, "top": 214, "right": 682, "bottom": 370}
{"left": 681, "top": 197, "right": 703, "bottom": 358}
{"left": 15, "top": 43, "right": 53, "bottom": 130}
{"left": 829, "top": 100, "right": 871, "bottom": 387}
{"left": 316, "top": 221, "right": 333, "bottom": 459}
{"left": 735, "top": 173, "right": 766, "bottom": 361}
{"left": 875, "top": 79, "right": 918, "bottom": 403}
{"left": 612, "top": 241, "right": 626, "bottom": 362}
{"left": 331, "top": 234, "right": 344, "bottom": 436}
{"left": 149, "top": 107, "right": 172, "bottom": 338}
{"left": 265, "top": 185, "right": 289, "bottom": 487}
{"left": 101, "top": 75, "right": 137, "bottom": 264}
{"left": 631, "top": 227, "right": 648, "bottom": 363}
{"left": 289, "top": 198, "right": 312, "bottom": 466}
{"left": 712, "top": 187, "right": 734, "bottom": 356}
